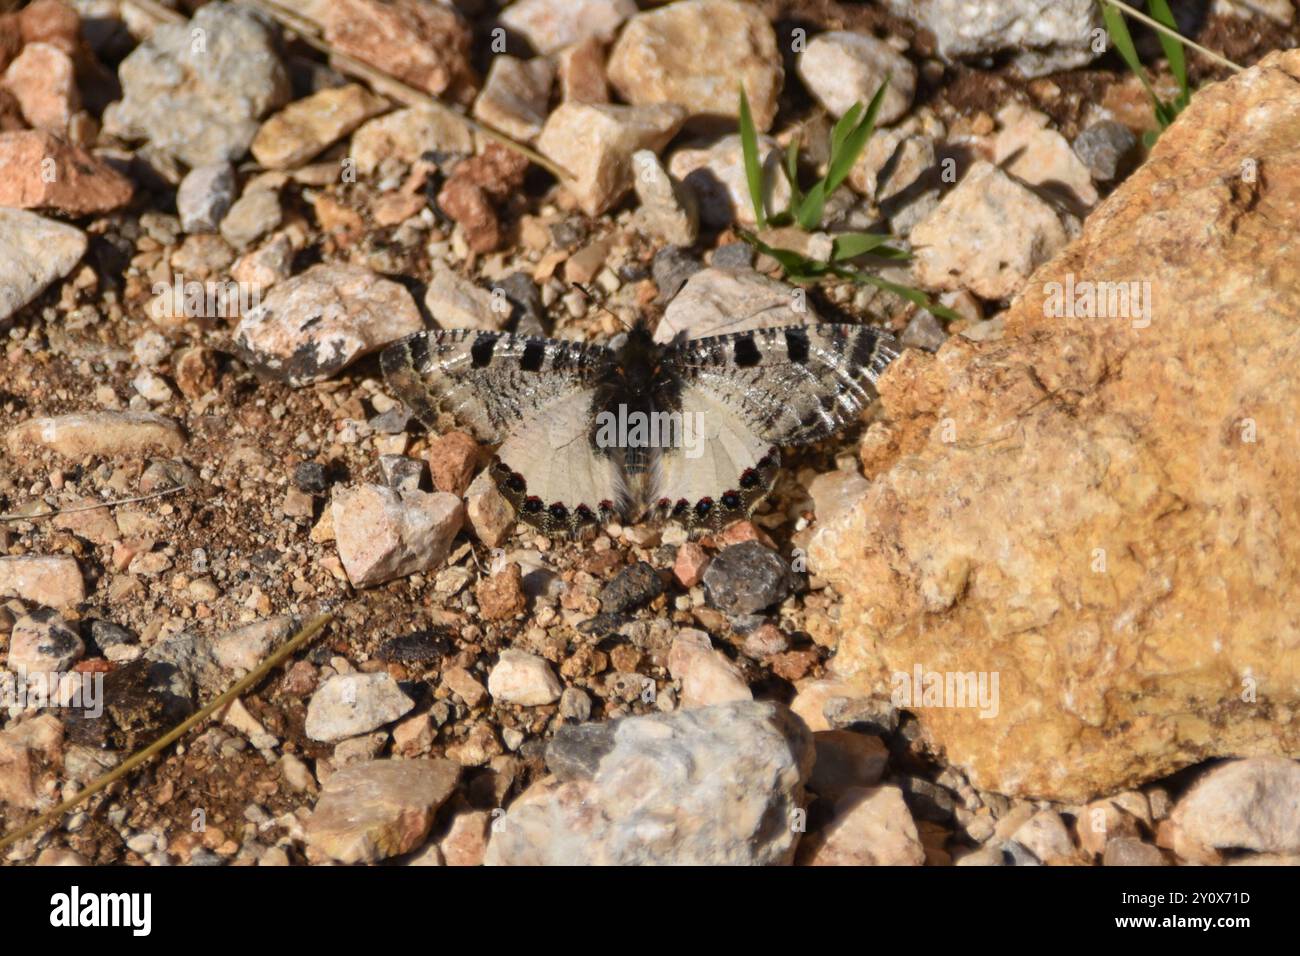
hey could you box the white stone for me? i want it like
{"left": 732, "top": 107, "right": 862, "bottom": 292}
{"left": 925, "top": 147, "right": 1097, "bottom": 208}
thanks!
{"left": 0, "top": 209, "right": 87, "bottom": 323}
{"left": 667, "top": 629, "right": 752, "bottom": 709}
{"left": 797, "top": 31, "right": 916, "bottom": 124}
{"left": 487, "top": 649, "right": 562, "bottom": 706}
{"left": 234, "top": 264, "right": 423, "bottom": 386}
{"left": 537, "top": 102, "right": 685, "bottom": 216}
{"left": 305, "top": 673, "right": 415, "bottom": 742}
{"left": 656, "top": 267, "right": 819, "bottom": 343}
{"left": 332, "top": 484, "right": 464, "bottom": 587}
{"left": 668, "top": 134, "right": 791, "bottom": 229}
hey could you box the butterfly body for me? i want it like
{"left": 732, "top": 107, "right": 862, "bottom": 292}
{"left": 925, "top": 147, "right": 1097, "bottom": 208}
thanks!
{"left": 381, "top": 318, "right": 898, "bottom": 538}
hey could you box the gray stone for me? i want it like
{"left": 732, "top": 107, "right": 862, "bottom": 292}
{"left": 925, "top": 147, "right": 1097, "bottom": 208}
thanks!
{"left": 305, "top": 673, "right": 415, "bottom": 742}
{"left": 651, "top": 246, "right": 703, "bottom": 302}
{"left": 102, "top": 2, "right": 291, "bottom": 166}
{"left": 1073, "top": 120, "right": 1140, "bottom": 182}
{"left": 545, "top": 722, "right": 616, "bottom": 781}
{"left": 0, "top": 209, "right": 87, "bottom": 324}
{"left": 702, "top": 541, "right": 792, "bottom": 614}
{"left": 710, "top": 242, "right": 753, "bottom": 270}
{"left": 379, "top": 455, "right": 426, "bottom": 492}
{"left": 234, "top": 264, "right": 423, "bottom": 386}
{"left": 485, "top": 701, "right": 813, "bottom": 865}
{"left": 598, "top": 561, "right": 663, "bottom": 614}
{"left": 883, "top": 0, "right": 1101, "bottom": 78}
{"left": 219, "top": 188, "right": 282, "bottom": 250}
{"left": 176, "top": 162, "right": 237, "bottom": 234}
{"left": 900, "top": 308, "right": 947, "bottom": 351}
{"left": 631, "top": 149, "right": 698, "bottom": 247}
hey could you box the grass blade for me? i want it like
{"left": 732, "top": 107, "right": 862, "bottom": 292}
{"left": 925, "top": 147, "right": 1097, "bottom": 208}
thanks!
{"left": 795, "top": 181, "right": 826, "bottom": 231}
{"left": 829, "top": 102, "right": 864, "bottom": 162}
{"left": 825, "top": 77, "right": 889, "bottom": 196}
{"left": 831, "top": 232, "right": 909, "bottom": 261}
{"left": 1146, "top": 0, "right": 1188, "bottom": 101}
{"left": 831, "top": 266, "right": 964, "bottom": 322}
{"left": 738, "top": 85, "right": 767, "bottom": 229}
{"left": 1101, "top": 2, "right": 1158, "bottom": 107}
{"left": 737, "top": 228, "right": 827, "bottom": 281}
{"left": 783, "top": 136, "right": 803, "bottom": 210}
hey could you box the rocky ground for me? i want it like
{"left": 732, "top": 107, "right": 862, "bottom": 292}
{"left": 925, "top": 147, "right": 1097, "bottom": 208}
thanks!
{"left": 1, "top": 0, "right": 1298, "bottom": 866}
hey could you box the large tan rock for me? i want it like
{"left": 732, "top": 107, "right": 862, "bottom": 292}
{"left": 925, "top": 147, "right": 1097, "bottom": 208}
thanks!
{"left": 809, "top": 51, "right": 1300, "bottom": 803}
{"left": 606, "top": 0, "right": 782, "bottom": 131}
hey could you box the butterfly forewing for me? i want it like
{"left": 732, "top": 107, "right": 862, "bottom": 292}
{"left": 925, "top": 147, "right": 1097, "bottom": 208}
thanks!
{"left": 662, "top": 324, "right": 898, "bottom": 446}
{"left": 380, "top": 329, "right": 614, "bottom": 443}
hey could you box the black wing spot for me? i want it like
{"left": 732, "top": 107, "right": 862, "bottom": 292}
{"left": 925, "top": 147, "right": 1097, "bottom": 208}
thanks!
{"left": 506, "top": 471, "right": 526, "bottom": 493}
{"left": 407, "top": 333, "right": 430, "bottom": 370}
{"left": 548, "top": 502, "right": 568, "bottom": 520}
{"left": 785, "top": 327, "right": 810, "bottom": 364}
{"left": 721, "top": 491, "right": 741, "bottom": 509}
{"left": 523, "top": 496, "right": 543, "bottom": 513}
{"left": 521, "top": 341, "right": 546, "bottom": 372}
{"left": 695, "top": 497, "right": 714, "bottom": 517}
{"left": 470, "top": 333, "right": 497, "bottom": 368}
{"left": 739, "top": 468, "right": 760, "bottom": 489}
{"left": 673, "top": 499, "right": 689, "bottom": 516}
{"left": 733, "top": 335, "right": 762, "bottom": 367}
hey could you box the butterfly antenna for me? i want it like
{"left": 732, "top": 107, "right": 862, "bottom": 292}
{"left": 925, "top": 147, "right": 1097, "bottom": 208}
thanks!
{"left": 572, "top": 283, "right": 633, "bottom": 332}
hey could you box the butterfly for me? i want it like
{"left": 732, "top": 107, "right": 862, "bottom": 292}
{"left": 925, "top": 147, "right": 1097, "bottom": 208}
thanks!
{"left": 380, "top": 319, "right": 898, "bottom": 537}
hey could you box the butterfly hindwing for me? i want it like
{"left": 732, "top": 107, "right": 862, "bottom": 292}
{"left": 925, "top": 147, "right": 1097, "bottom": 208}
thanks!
{"left": 490, "top": 386, "right": 627, "bottom": 536}
{"left": 642, "top": 381, "right": 781, "bottom": 531}
{"left": 661, "top": 324, "right": 898, "bottom": 446}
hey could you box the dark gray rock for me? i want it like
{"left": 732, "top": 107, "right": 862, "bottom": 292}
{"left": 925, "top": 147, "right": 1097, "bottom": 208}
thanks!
{"left": 1072, "top": 121, "right": 1139, "bottom": 182}
{"left": 652, "top": 246, "right": 703, "bottom": 302}
{"left": 703, "top": 541, "right": 791, "bottom": 614}
{"left": 599, "top": 561, "right": 664, "bottom": 614}
{"left": 546, "top": 722, "right": 617, "bottom": 782}
{"left": 711, "top": 242, "right": 754, "bottom": 270}
{"left": 293, "top": 460, "right": 329, "bottom": 493}
{"left": 896, "top": 774, "right": 958, "bottom": 822}
{"left": 379, "top": 454, "right": 426, "bottom": 491}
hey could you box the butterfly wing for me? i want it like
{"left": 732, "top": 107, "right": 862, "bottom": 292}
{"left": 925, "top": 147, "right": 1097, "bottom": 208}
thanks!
{"left": 644, "top": 323, "right": 897, "bottom": 530}
{"left": 381, "top": 330, "right": 623, "bottom": 536}
{"left": 641, "top": 386, "right": 781, "bottom": 531}
{"left": 661, "top": 323, "right": 899, "bottom": 446}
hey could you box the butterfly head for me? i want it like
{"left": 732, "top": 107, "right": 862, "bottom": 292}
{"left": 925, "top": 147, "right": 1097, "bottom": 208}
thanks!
{"left": 612, "top": 319, "right": 667, "bottom": 397}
